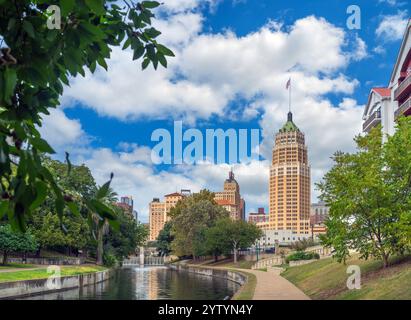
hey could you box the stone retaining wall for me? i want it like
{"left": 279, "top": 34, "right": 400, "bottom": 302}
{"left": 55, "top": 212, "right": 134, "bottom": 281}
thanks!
{"left": 289, "top": 259, "right": 317, "bottom": 267}
{"left": 0, "top": 269, "right": 111, "bottom": 299}
{"left": 5, "top": 257, "right": 85, "bottom": 265}
{"left": 168, "top": 263, "right": 247, "bottom": 298}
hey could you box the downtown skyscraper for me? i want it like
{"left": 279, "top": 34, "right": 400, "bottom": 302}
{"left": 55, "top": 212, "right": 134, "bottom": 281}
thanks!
{"left": 268, "top": 111, "right": 311, "bottom": 235}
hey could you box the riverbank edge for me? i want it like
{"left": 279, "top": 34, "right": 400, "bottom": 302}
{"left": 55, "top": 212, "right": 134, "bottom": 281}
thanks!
{"left": 167, "top": 262, "right": 255, "bottom": 300}
{"left": 0, "top": 268, "right": 112, "bottom": 299}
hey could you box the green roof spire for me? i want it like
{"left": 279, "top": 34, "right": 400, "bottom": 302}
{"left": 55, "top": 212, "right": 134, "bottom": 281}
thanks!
{"left": 279, "top": 112, "right": 300, "bottom": 132}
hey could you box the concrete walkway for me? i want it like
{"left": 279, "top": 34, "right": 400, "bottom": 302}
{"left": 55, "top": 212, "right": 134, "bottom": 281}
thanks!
{"left": 236, "top": 268, "right": 310, "bottom": 300}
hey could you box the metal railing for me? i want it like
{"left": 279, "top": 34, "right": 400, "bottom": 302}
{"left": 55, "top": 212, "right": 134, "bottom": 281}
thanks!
{"left": 362, "top": 110, "right": 381, "bottom": 132}
{"left": 395, "top": 97, "right": 411, "bottom": 119}
{"left": 394, "top": 74, "right": 411, "bottom": 101}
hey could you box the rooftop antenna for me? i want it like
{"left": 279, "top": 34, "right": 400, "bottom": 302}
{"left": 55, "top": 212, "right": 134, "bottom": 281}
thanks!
{"left": 286, "top": 78, "right": 292, "bottom": 121}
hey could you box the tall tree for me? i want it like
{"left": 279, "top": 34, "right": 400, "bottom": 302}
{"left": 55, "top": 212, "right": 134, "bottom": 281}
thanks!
{"left": 156, "top": 221, "right": 173, "bottom": 256}
{"left": 318, "top": 119, "right": 411, "bottom": 267}
{"left": 170, "top": 190, "right": 229, "bottom": 258}
{"left": 205, "top": 218, "right": 262, "bottom": 263}
{"left": 0, "top": 1, "right": 173, "bottom": 231}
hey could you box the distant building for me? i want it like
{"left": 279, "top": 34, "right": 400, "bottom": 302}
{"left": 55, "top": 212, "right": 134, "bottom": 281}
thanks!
{"left": 148, "top": 190, "right": 190, "bottom": 241}
{"left": 133, "top": 210, "right": 138, "bottom": 222}
{"left": 214, "top": 169, "right": 245, "bottom": 220}
{"left": 257, "top": 229, "right": 311, "bottom": 247}
{"left": 248, "top": 208, "right": 268, "bottom": 224}
{"left": 116, "top": 195, "right": 134, "bottom": 216}
{"left": 310, "top": 202, "right": 329, "bottom": 225}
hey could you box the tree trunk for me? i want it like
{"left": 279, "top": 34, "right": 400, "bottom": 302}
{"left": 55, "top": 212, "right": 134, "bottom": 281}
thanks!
{"left": 214, "top": 253, "right": 218, "bottom": 262}
{"left": 96, "top": 228, "right": 104, "bottom": 265}
{"left": 2, "top": 251, "right": 8, "bottom": 265}
{"left": 382, "top": 253, "right": 389, "bottom": 268}
{"left": 233, "top": 247, "right": 238, "bottom": 264}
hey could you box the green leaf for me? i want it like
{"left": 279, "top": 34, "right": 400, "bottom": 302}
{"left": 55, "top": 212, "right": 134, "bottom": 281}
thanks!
{"left": 60, "top": 0, "right": 75, "bottom": 16}
{"left": 29, "top": 181, "right": 48, "bottom": 210}
{"left": 90, "top": 199, "right": 116, "bottom": 220}
{"left": 96, "top": 174, "right": 113, "bottom": 199}
{"left": 122, "top": 38, "right": 131, "bottom": 50}
{"left": 7, "top": 18, "right": 16, "bottom": 31}
{"left": 31, "top": 137, "right": 56, "bottom": 154}
{"left": 67, "top": 202, "right": 80, "bottom": 216}
{"left": 97, "top": 57, "right": 108, "bottom": 70}
{"left": 0, "top": 201, "right": 8, "bottom": 220}
{"left": 3, "top": 67, "right": 17, "bottom": 104}
{"left": 142, "top": 58, "right": 150, "bottom": 70}
{"left": 157, "top": 53, "right": 167, "bottom": 68}
{"left": 145, "top": 27, "right": 161, "bottom": 39}
{"left": 142, "top": 1, "right": 160, "bottom": 9}
{"left": 133, "top": 45, "right": 145, "bottom": 60}
{"left": 22, "top": 21, "right": 35, "bottom": 38}
{"left": 156, "top": 44, "right": 175, "bottom": 57}
{"left": 85, "top": 0, "right": 105, "bottom": 15}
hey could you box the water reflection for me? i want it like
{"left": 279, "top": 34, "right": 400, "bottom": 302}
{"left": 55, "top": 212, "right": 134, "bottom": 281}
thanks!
{"left": 21, "top": 266, "right": 239, "bottom": 300}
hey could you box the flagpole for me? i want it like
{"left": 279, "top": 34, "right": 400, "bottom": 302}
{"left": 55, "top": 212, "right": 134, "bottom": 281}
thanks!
{"left": 289, "top": 80, "right": 291, "bottom": 113}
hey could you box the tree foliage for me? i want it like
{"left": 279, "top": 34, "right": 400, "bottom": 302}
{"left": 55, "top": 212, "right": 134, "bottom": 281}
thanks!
{"left": 204, "top": 218, "right": 262, "bottom": 263}
{"left": 0, "top": 1, "right": 173, "bottom": 231}
{"left": 318, "top": 119, "right": 411, "bottom": 267}
{"left": 156, "top": 221, "right": 173, "bottom": 256}
{"left": 105, "top": 206, "right": 148, "bottom": 261}
{"left": 170, "top": 190, "right": 229, "bottom": 257}
{"left": 0, "top": 224, "right": 38, "bottom": 264}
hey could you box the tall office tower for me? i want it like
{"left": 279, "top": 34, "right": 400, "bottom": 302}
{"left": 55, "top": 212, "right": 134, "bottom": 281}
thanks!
{"left": 269, "top": 112, "right": 310, "bottom": 235}
{"left": 214, "top": 170, "right": 245, "bottom": 220}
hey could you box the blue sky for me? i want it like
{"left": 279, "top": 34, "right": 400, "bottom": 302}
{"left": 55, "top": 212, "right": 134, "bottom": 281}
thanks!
{"left": 40, "top": 0, "right": 410, "bottom": 222}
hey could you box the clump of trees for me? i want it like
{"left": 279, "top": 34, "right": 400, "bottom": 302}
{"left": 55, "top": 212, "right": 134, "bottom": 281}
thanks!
{"left": 158, "top": 190, "right": 262, "bottom": 263}
{"left": 0, "top": 225, "right": 38, "bottom": 265}
{"left": 318, "top": 117, "right": 411, "bottom": 268}
{"left": 0, "top": 158, "right": 148, "bottom": 266}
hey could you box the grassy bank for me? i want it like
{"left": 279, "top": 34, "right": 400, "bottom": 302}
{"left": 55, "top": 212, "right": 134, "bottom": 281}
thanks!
{"left": 0, "top": 263, "right": 36, "bottom": 270}
{"left": 0, "top": 265, "right": 107, "bottom": 283}
{"left": 231, "top": 271, "right": 257, "bottom": 300}
{"left": 282, "top": 255, "right": 411, "bottom": 300}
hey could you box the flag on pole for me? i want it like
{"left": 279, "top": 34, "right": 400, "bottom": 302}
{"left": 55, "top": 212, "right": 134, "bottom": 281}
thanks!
{"left": 286, "top": 78, "right": 291, "bottom": 90}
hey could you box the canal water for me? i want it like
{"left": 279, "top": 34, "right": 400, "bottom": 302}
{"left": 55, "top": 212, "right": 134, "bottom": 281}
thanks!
{"left": 22, "top": 266, "right": 240, "bottom": 300}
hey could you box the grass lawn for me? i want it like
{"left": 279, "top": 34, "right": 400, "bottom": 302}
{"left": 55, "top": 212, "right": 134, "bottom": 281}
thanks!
{"left": 231, "top": 271, "right": 257, "bottom": 300}
{"left": 0, "top": 265, "right": 107, "bottom": 283}
{"left": 282, "top": 255, "right": 411, "bottom": 300}
{"left": 0, "top": 263, "right": 37, "bottom": 270}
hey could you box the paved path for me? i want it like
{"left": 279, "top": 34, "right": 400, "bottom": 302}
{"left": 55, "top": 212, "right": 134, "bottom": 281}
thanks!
{"left": 235, "top": 268, "right": 310, "bottom": 300}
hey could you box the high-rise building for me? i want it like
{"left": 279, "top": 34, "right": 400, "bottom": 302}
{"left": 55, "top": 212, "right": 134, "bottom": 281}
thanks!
{"left": 267, "top": 111, "right": 311, "bottom": 235}
{"left": 363, "top": 19, "right": 411, "bottom": 137}
{"left": 148, "top": 190, "right": 189, "bottom": 241}
{"left": 214, "top": 170, "right": 245, "bottom": 220}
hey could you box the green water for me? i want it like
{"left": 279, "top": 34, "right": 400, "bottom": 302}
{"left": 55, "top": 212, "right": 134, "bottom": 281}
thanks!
{"left": 23, "top": 266, "right": 240, "bottom": 300}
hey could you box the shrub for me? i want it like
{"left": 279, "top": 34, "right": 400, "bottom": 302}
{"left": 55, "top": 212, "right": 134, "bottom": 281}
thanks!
{"left": 286, "top": 251, "right": 320, "bottom": 263}
{"left": 103, "top": 252, "right": 118, "bottom": 268}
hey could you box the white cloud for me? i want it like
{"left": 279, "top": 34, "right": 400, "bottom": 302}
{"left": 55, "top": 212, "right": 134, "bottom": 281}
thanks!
{"left": 64, "top": 16, "right": 362, "bottom": 122}
{"left": 376, "top": 11, "right": 408, "bottom": 42}
{"left": 38, "top": 108, "right": 87, "bottom": 148}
